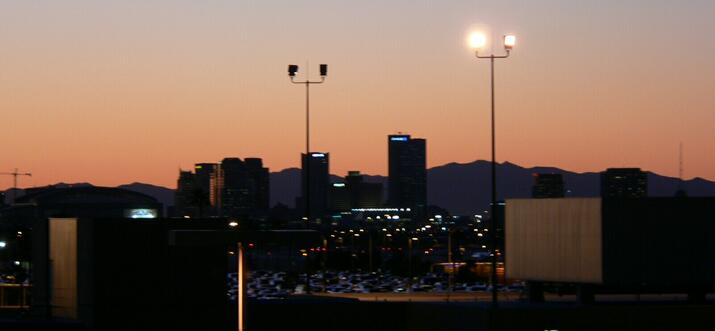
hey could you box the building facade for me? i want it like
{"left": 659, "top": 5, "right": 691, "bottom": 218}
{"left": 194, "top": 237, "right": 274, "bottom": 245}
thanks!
{"left": 300, "top": 152, "right": 330, "bottom": 220}
{"left": 175, "top": 158, "right": 268, "bottom": 218}
{"left": 531, "top": 173, "right": 565, "bottom": 198}
{"left": 600, "top": 168, "right": 648, "bottom": 198}
{"left": 329, "top": 171, "right": 383, "bottom": 212}
{"left": 218, "top": 157, "right": 270, "bottom": 218}
{"left": 388, "top": 134, "right": 426, "bottom": 219}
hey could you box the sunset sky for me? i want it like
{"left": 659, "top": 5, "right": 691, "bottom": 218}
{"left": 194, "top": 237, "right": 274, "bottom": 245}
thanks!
{"left": 1, "top": 0, "right": 714, "bottom": 189}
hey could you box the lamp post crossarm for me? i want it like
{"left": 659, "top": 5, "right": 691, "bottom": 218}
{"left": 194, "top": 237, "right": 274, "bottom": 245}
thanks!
{"left": 475, "top": 50, "right": 510, "bottom": 59}
{"left": 290, "top": 77, "right": 326, "bottom": 84}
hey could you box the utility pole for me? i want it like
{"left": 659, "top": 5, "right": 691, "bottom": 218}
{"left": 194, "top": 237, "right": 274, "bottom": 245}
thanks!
{"left": 1, "top": 169, "right": 32, "bottom": 204}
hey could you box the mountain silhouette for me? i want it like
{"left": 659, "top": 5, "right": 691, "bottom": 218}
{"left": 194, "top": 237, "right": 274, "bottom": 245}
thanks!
{"left": 270, "top": 160, "right": 715, "bottom": 215}
{"left": 3, "top": 161, "right": 714, "bottom": 216}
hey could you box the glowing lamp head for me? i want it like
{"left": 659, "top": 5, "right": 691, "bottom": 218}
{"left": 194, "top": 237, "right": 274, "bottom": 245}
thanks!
{"left": 469, "top": 32, "right": 487, "bottom": 50}
{"left": 504, "top": 35, "right": 516, "bottom": 50}
{"left": 288, "top": 64, "right": 298, "bottom": 77}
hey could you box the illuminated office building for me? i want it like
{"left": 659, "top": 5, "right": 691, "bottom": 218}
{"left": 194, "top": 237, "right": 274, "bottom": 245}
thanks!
{"left": 388, "top": 134, "right": 426, "bottom": 219}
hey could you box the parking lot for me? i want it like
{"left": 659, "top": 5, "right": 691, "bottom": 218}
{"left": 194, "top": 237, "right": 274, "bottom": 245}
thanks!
{"left": 228, "top": 270, "right": 524, "bottom": 301}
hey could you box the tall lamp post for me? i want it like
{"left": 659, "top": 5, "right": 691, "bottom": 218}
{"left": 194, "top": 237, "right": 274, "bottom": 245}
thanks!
{"left": 469, "top": 32, "right": 516, "bottom": 308}
{"left": 288, "top": 64, "right": 328, "bottom": 227}
{"left": 288, "top": 63, "right": 327, "bottom": 295}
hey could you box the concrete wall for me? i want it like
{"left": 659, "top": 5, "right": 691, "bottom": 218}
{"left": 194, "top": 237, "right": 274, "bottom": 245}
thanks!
{"left": 505, "top": 198, "right": 603, "bottom": 284}
{"left": 49, "top": 218, "right": 79, "bottom": 319}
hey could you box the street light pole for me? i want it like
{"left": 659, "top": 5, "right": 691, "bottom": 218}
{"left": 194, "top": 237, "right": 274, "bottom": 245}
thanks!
{"left": 471, "top": 33, "right": 515, "bottom": 308}
{"left": 408, "top": 237, "right": 413, "bottom": 293}
{"left": 448, "top": 227, "right": 456, "bottom": 293}
{"left": 289, "top": 64, "right": 327, "bottom": 227}
{"left": 289, "top": 64, "right": 328, "bottom": 295}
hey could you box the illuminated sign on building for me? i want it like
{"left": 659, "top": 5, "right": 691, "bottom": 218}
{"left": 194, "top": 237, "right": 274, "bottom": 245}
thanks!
{"left": 124, "top": 209, "right": 158, "bottom": 219}
{"left": 390, "top": 137, "right": 409, "bottom": 142}
{"left": 311, "top": 153, "right": 326, "bottom": 158}
{"left": 333, "top": 183, "right": 346, "bottom": 187}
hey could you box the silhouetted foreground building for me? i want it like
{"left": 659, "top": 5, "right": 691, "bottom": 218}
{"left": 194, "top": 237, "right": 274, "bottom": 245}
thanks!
{"left": 388, "top": 134, "right": 426, "bottom": 219}
{"left": 32, "top": 217, "right": 322, "bottom": 331}
{"left": 531, "top": 173, "right": 564, "bottom": 198}
{"left": 600, "top": 168, "right": 648, "bottom": 198}
{"left": 33, "top": 218, "right": 229, "bottom": 330}
{"left": 505, "top": 197, "right": 714, "bottom": 303}
{"left": 6, "top": 186, "right": 162, "bottom": 223}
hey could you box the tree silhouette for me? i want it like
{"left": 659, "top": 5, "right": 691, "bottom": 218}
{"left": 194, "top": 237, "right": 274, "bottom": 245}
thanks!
{"left": 189, "top": 188, "right": 210, "bottom": 217}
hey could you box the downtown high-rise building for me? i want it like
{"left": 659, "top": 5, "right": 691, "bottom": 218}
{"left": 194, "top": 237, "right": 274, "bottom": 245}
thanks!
{"left": 245, "top": 158, "right": 270, "bottom": 212}
{"left": 216, "top": 157, "right": 270, "bottom": 217}
{"left": 174, "top": 170, "right": 197, "bottom": 217}
{"left": 600, "top": 168, "right": 648, "bottom": 198}
{"left": 194, "top": 163, "right": 217, "bottom": 201}
{"left": 387, "top": 134, "right": 426, "bottom": 219}
{"left": 175, "top": 158, "right": 269, "bottom": 218}
{"left": 531, "top": 173, "right": 565, "bottom": 198}
{"left": 299, "top": 152, "right": 330, "bottom": 219}
{"left": 173, "top": 163, "right": 218, "bottom": 217}
{"left": 329, "top": 171, "right": 384, "bottom": 212}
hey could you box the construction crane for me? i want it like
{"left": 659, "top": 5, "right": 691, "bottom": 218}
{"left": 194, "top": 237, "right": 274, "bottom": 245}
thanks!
{"left": 1, "top": 168, "right": 32, "bottom": 204}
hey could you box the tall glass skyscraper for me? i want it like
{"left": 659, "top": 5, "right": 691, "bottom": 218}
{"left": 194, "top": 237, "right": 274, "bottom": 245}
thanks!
{"left": 300, "top": 152, "right": 330, "bottom": 219}
{"left": 388, "top": 134, "right": 426, "bottom": 219}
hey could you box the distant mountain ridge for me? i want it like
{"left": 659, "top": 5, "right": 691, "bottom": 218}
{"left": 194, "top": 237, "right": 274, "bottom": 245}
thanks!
{"left": 4, "top": 161, "right": 715, "bottom": 216}
{"left": 269, "top": 161, "right": 715, "bottom": 215}
{"left": 426, "top": 161, "right": 715, "bottom": 215}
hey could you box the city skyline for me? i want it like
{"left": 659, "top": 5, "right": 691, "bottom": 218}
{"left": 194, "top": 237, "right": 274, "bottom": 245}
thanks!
{"left": 2, "top": 0, "right": 715, "bottom": 189}
{"left": 1, "top": 2, "right": 714, "bottom": 330}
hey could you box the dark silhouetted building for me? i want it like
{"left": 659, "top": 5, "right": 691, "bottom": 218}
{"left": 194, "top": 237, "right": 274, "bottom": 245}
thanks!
{"left": 33, "top": 218, "right": 230, "bottom": 330}
{"left": 329, "top": 171, "right": 383, "bottom": 212}
{"left": 245, "top": 158, "right": 270, "bottom": 212}
{"left": 215, "top": 157, "right": 270, "bottom": 218}
{"left": 531, "top": 173, "right": 565, "bottom": 198}
{"left": 174, "top": 170, "right": 196, "bottom": 217}
{"left": 194, "top": 163, "right": 217, "bottom": 211}
{"left": 600, "top": 168, "right": 648, "bottom": 198}
{"left": 7, "top": 186, "right": 162, "bottom": 222}
{"left": 300, "top": 152, "right": 330, "bottom": 219}
{"left": 32, "top": 217, "right": 323, "bottom": 331}
{"left": 173, "top": 163, "right": 221, "bottom": 217}
{"left": 506, "top": 197, "right": 715, "bottom": 303}
{"left": 330, "top": 182, "right": 350, "bottom": 212}
{"left": 388, "top": 134, "right": 426, "bottom": 219}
